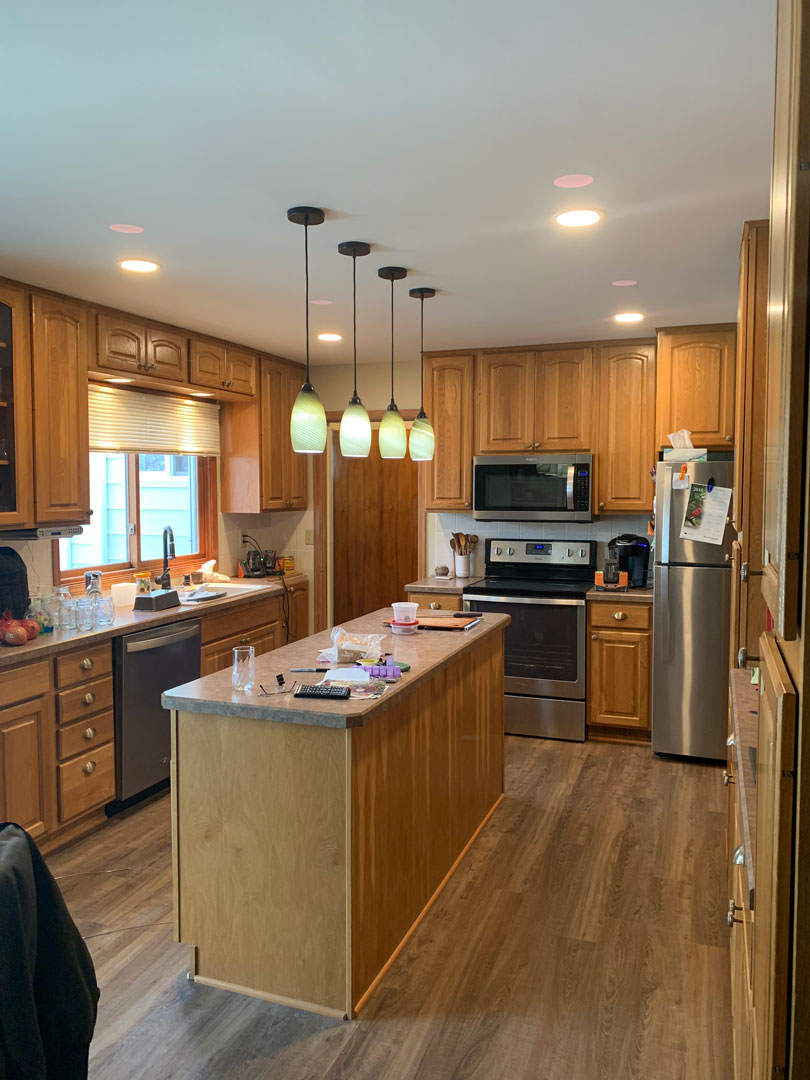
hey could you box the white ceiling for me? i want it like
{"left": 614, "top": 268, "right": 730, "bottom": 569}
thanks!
{"left": 1, "top": 1, "right": 774, "bottom": 368}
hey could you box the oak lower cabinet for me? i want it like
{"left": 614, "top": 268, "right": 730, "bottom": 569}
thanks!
{"left": 0, "top": 282, "right": 33, "bottom": 527}
{"left": 0, "top": 661, "right": 52, "bottom": 838}
{"left": 655, "top": 324, "right": 737, "bottom": 449}
{"left": 423, "top": 353, "right": 474, "bottom": 510}
{"left": 220, "top": 357, "right": 308, "bottom": 512}
{"left": 595, "top": 344, "right": 656, "bottom": 513}
{"left": 587, "top": 599, "right": 651, "bottom": 736}
{"left": 287, "top": 579, "right": 309, "bottom": 643}
{"left": 404, "top": 591, "right": 462, "bottom": 611}
{"left": 30, "top": 294, "right": 91, "bottom": 524}
{"left": 200, "top": 594, "right": 286, "bottom": 675}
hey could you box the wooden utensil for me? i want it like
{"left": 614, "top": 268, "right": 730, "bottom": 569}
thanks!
{"left": 450, "top": 537, "right": 458, "bottom": 554}
{"left": 457, "top": 532, "right": 467, "bottom": 555}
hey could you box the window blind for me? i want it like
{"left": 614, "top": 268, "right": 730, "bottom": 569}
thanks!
{"left": 88, "top": 385, "right": 221, "bottom": 456}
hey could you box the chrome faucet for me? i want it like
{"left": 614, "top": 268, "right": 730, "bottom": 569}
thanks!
{"left": 156, "top": 525, "right": 175, "bottom": 590}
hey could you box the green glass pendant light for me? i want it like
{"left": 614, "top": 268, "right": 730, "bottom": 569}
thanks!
{"left": 377, "top": 266, "right": 408, "bottom": 459}
{"left": 337, "top": 241, "right": 372, "bottom": 457}
{"left": 408, "top": 286, "right": 436, "bottom": 461}
{"left": 287, "top": 206, "right": 327, "bottom": 453}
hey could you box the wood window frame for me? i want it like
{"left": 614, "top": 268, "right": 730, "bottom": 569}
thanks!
{"left": 53, "top": 454, "right": 218, "bottom": 593}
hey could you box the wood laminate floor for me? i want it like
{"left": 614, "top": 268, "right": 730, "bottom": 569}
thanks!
{"left": 47, "top": 737, "right": 732, "bottom": 1080}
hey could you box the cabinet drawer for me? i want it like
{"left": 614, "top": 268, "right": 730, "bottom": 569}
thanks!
{"left": 407, "top": 592, "right": 462, "bottom": 612}
{"left": 0, "top": 660, "right": 50, "bottom": 709}
{"left": 58, "top": 710, "right": 114, "bottom": 761}
{"left": 201, "top": 596, "right": 283, "bottom": 644}
{"left": 56, "top": 676, "right": 114, "bottom": 726}
{"left": 200, "top": 621, "right": 281, "bottom": 676}
{"left": 589, "top": 603, "right": 651, "bottom": 630}
{"left": 58, "top": 739, "right": 115, "bottom": 822}
{"left": 55, "top": 643, "right": 113, "bottom": 688}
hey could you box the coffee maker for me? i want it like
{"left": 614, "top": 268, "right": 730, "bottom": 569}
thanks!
{"left": 607, "top": 534, "right": 650, "bottom": 588}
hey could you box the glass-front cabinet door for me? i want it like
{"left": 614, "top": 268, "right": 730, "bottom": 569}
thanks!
{"left": 0, "top": 284, "right": 33, "bottom": 527}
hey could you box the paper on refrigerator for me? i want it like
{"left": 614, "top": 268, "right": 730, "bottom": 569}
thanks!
{"left": 678, "top": 482, "right": 732, "bottom": 544}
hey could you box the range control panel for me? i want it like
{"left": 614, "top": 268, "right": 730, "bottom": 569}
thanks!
{"left": 486, "top": 539, "right": 595, "bottom": 566}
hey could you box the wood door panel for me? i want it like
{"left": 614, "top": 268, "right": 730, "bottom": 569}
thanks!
{"left": 475, "top": 352, "right": 535, "bottom": 452}
{"left": 57, "top": 739, "right": 115, "bottom": 823}
{"left": 288, "top": 581, "right": 309, "bottom": 643}
{"left": 226, "top": 347, "right": 257, "bottom": 396}
{"left": 535, "top": 347, "right": 595, "bottom": 450}
{"left": 147, "top": 327, "right": 188, "bottom": 381}
{"left": 31, "top": 295, "right": 91, "bottom": 524}
{"left": 55, "top": 643, "right": 113, "bottom": 688}
{"left": 261, "top": 360, "right": 289, "bottom": 509}
{"left": 0, "top": 283, "right": 33, "bottom": 527}
{"left": 97, "top": 313, "right": 146, "bottom": 374}
{"left": 200, "top": 622, "right": 281, "bottom": 676}
{"left": 588, "top": 629, "right": 650, "bottom": 729}
{"left": 56, "top": 676, "right": 114, "bottom": 726}
{"left": 597, "top": 344, "right": 656, "bottom": 513}
{"left": 333, "top": 427, "right": 418, "bottom": 624}
{"left": 423, "top": 354, "right": 473, "bottom": 510}
{"left": 0, "top": 700, "right": 48, "bottom": 835}
{"left": 656, "top": 327, "right": 736, "bottom": 448}
{"left": 189, "top": 339, "right": 227, "bottom": 389}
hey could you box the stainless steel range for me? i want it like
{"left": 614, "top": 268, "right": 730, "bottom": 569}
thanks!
{"left": 462, "top": 538, "right": 596, "bottom": 741}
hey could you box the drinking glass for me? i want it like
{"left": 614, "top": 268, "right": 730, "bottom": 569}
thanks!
{"left": 95, "top": 595, "right": 115, "bottom": 627}
{"left": 232, "top": 646, "right": 255, "bottom": 692}
{"left": 75, "top": 597, "right": 96, "bottom": 632}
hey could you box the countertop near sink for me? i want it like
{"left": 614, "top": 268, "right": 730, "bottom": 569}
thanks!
{"left": 0, "top": 575, "right": 307, "bottom": 671}
{"left": 405, "top": 575, "right": 484, "bottom": 596}
{"left": 586, "top": 586, "right": 653, "bottom": 603}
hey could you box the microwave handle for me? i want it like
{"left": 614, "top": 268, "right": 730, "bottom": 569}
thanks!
{"left": 566, "top": 465, "right": 575, "bottom": 510}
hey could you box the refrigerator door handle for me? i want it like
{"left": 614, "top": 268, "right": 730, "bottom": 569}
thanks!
{"left": 660, "top": 465, "right": 672, "bottom": 565}
{"left": 659, "top": 566, "right": 669, "bottom": 663}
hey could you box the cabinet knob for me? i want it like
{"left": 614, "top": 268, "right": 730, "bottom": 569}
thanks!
{"left": 726, "top": 733, "right": 735, "bottom": 747}
{"left": 79, "top": 658, "right": 94, "bottom": 671}
{"left": 464, "top": 501, "right": 470, "bottom": 508}
{"left": 727, "top": 903, "right": 743, "bottom": 926}
{"left": 598, "top": 502, "right": 605, "bottom": 510}
{"left": 86, "top": 509, "right": 94, "bottom": 516}
{"left": 82, "top": 692, "right": 96, "bottom": 706}
{"left": 429, "top": 602, "right": 441, "bottom": 610}
{"left": 525, "top": 444, "right": 532, "bottom": 449}
{"left": 591, "top": 634, "right": 599, "bottom": 640}
{"left": 612, "top": 611, "right": 627, "bottom": 621}
{"left": 82, "top": 761, "right": 97, "bottom": 775}
{"left": 83, "top": 726, "right": 97, "bottom": 740}
{"left": 725, "top": 434, "right": 732, "bottom": 442}
{"left": 733, "top": 844, "right": 745, "bottom": 866}
{"left": 533, "top": 443, "right": 540, "bottom": 449}
{"left": 722, "top": 769, "right": 735, "bottom": 787}
{"left": 240, "top": 636, "right": 251, "bottom": 645}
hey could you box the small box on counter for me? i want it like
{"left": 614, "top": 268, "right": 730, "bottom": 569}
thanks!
{"left": 275, "top": 555, "right": 295, "bottom": 574}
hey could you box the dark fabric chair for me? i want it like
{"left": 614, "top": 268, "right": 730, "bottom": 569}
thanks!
{"left": 0, "top": 823, "right": 99, "bottom": 1079}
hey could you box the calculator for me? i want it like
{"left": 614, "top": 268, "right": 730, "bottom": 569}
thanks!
{"left": 294, "top": 684, "right": 352, "bottom": 700}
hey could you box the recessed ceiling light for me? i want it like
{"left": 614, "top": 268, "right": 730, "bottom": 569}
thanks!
{"left": 553, "top": 174, "right": 594, "bottom": 188}
{"left": 310, "top": 299, "right": 332, "bottom": 305}
{"left": 120, "top": 259, "right": 159, "bottom": 273}
{"left": 611, "top": 279, "right": 638, "bottom": 287}
{"left": 317, "top": 333, "right": 342, "bottom": 342}
{"left": 190, "top": 391, "right": 213, "bottom": 397}
{"left": 615, "top": 312, "right": 644, "bottom": 323}
{"left": 109, "top": 224, "right": 144, "bottom": 234}
{"left": 556, "top": 210, "right": 601, "bottom": 227}
{"left": 106, "top": 377, "right": 133, "bottom": 383}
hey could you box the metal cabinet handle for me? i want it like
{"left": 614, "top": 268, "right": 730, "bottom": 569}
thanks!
{"left": 722, "top": 769, "right": 735, "bottom": 786}
{"left": 591, "top": 634, "right": 599, "bottom": 641}
{"left": 740, "top": 562, "right": 763, "bottom": 583}
{"left": 737, "top": 647, "right": 761, "bottom": 668}
{"left": 725, "top": 434, "right": 732, "bottom": 442}
{"left": 726, "top": 734, "right": 735, "bottom": 747}
{"left": 727, "top": 899, "right": 743, "bottom": 926}
{"left": 79, "top": 658, "right": 94, "bottom": 671}
{"left": 533, "top": 443, "right": 540, "bottom": 449}
{"left": 240, "top": 636, "right": 251, "bottom": 645}
{"left": 524, "top": 444, "right": 532, "bottom": 449}
{"left": 598, "top": 502, "right": 605, "bottom": 510}
{"left": 82, "top": 761, "right": 96, "bottom": 775}
{"left": 612, "top": 611, "right": 627, "bottom": 621}
{"left": 82, "top": 692, "right": 96, "bottom": 705}
{"left": 430, "top": 602, "right": 441, "bottom": 610}
{"left": 464, "top": 501, "right": 470, "bottom": 508}
{"left": 83, "top": 727, "right": 97, "bottom": 740}
{"left": 733, "top": 845, "right": 745, "bottom": 866}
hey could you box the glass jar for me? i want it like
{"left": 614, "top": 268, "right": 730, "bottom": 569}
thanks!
{"left": 50, "top": 586, "right": 75, "bottom": 632}
{"left": 74, "top": 596, "right": 96, "bottom": 633}
{"left": 95, "top": 595, "right": 115, "bottom": 627}
{"left": 25, "top": 594, "right": 51, "bottom": 633}
{"left": 134, "top": 572, "right": 152, "bottom": 595}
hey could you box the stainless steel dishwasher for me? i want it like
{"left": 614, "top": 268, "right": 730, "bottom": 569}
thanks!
{"left": 115, "top": 619, "right": 201, "bottom": 801}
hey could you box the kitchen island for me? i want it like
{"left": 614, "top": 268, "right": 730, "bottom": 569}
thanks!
{"left": 163, "top": 609, "right": 509, "bottom": 1019}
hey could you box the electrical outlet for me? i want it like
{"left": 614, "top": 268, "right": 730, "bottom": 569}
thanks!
{"left": 241, "top": 533, "right": 250, "bottom": 546}
{"left": 305, "top": 529, "right": 314, "bottom": 546}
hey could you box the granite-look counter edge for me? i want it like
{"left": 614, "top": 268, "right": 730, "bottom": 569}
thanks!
{"left": 163, "top": 608, "right": 510, "bottom": 728}
{"left": 405, "top": 575, "right": 484, "bottom": 596}
{"left": 586, "top": 586, "right": 653, "bottom": 604}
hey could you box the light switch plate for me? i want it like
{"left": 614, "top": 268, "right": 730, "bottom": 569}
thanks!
{"left": 305, "top": 529, "right": 314, "bottom": 545}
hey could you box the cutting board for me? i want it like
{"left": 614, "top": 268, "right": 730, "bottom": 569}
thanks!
{"left": 384, "top": 616, "right": 480, "bottom": 631}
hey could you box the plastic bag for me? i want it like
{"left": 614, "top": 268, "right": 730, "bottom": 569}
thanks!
{"left": 317, "top": 627, "right": 385, "bottom": 664}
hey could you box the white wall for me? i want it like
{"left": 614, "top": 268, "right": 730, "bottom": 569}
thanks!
{"left": 309, "top": 362, "right": 422, "bottom": 412}
{"left": 427, "top": 511, "right": 653, "bottom": 579}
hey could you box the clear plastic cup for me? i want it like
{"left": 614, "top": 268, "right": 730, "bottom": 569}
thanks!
{"left": 392, "top": 602, "right": 418, "bottom": 624}
{"left": 232, "top": 646, "right": 255, "bottom": 692}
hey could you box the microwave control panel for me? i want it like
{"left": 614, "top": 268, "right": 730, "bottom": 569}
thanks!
{"left": 486, "top": 540, "right": 595, "bottom": 566}
{"left": 572, "top": 465, "right": 591, "bottom": 511}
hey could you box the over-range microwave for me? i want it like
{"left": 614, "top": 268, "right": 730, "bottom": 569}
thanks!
{"left": 472, "top": 454, "right": 594, "bottom": 522}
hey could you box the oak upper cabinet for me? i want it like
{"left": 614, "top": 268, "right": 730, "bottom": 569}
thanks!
{"left": 284, "top": 367, "right": 307, "bottom": 508}
{"left": 227, "top": 347, "right": 258, "bottom": 396}
{"left": 189, "top": 338, "right": 227, "bottom": 390}
{"left": 0, "top": 283, "right": 33, "bottom": 528}
{"left": 587, "top": 601, "right": 651, "bottom": 733}
{"left": 596, "top": 344, "right": 656, "bottom": 513}
{"left": 655, "top": 325, "right": 737, "bottom": 448}
{"left": 424, "top": 354, "right": 474, "bottom": 510}
{"left": 146, "top": 327, "right": 187, "bottom": 381}
{"left": 534, "top": 347, "right": 595, "bottom": 451}
{"left": 96, "top": 313, "right": 146, "bottom": 375}
{"left": 258, "top": 359, "right": 288, "bottom": 509}
{"left": 475, "top": 352, "right": 535, "bottom": 451}
{"left": 31, "top": 294, "right": 91, "bottom": 524}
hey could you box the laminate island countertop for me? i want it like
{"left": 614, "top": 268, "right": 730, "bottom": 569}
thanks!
{"left": 168, "top": 606, "right": 508, "bottom": 1021}
{"left": 163, "top": 608, "right": 509, "bottom": 727}
{"left": 404, "top": 575, "right": 484, "bottom": 596}
{"left": 0, "top": 575, "right": 307, "bottom": 671}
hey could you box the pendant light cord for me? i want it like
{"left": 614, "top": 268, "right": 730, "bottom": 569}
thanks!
{"left": 352, "top": 255, "right": 358, "bottom": 398}
{"left": 419, "top": 296, "right": 425, "bottom": 411}
{"left": 390, "top": 277, "right": 395, "bottom": 405}
{"left": 304, "top": 216, "right": 311, "bottom": 382}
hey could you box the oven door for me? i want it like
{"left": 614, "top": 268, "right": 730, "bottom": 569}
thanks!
{"left": 463, "top": 594, "right": 585, "bottom": 698}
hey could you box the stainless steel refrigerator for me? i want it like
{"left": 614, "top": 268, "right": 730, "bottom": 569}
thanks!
{"left": 652, "top": 460, "right": 734, "bottom": 760}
